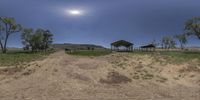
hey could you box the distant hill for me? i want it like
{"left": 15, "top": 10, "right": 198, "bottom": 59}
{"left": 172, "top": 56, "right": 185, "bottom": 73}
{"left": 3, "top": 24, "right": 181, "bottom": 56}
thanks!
{"left": 52, "top": 43, "right": 106, "bottom": 50}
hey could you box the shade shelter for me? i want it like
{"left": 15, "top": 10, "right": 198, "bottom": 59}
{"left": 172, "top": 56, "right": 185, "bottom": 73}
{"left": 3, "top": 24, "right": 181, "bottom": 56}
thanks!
{"left": 111, "top": 40, "right": 133, "bottom": 52}
{"left": 140, "top": 44, "right": 156, "bottom": 51}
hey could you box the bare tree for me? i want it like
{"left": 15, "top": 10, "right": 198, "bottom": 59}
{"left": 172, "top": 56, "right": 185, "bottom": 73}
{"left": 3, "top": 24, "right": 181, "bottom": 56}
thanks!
{"left": 161, "top": 36, "right": 176, "bottom": 50}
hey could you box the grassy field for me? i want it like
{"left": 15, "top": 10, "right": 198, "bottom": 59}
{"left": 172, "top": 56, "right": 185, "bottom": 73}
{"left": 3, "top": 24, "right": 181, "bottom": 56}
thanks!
{"left": 160, "top": 51, "right": 200, "bottom": 59}
{"left": 2, "top": 49, "right": 199, "bottom": 67}
{"left": 159, "top": 51, "right": 200, "bottom": 62}
{"left": 0, "top": 51, "right": 53, "bottom": 67}
{"left": 132, "top": 51, "right": 200, "bottom": 63}
{"left": 66, "top": 50, "right": 112, "bottom": 56}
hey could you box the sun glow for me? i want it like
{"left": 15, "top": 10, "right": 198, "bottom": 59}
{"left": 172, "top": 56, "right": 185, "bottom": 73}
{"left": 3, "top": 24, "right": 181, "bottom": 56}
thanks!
{"left": 68, "top": 10, "right": 83, "bottom": 15}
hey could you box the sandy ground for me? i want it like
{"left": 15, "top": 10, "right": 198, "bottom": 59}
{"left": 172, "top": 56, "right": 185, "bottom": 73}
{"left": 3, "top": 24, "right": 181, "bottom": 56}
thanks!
{"left": 0, "top": 51, "right": 200, "bottom": 100}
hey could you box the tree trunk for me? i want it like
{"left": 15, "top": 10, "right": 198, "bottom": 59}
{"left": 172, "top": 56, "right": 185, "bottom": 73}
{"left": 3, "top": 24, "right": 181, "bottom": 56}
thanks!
{"left": 180, "top": 43, "right": 183, "bottom": 50}
{"left": 0, "top": 40, "right": 4, "bottom": 53}
{"left": 2, "top": 48, "right": 6, "bottom": 53}
{"left": 2, "top": 34, "right": 9, "bottom": 53}
{"left": 45, "top": 42, "right": 47, "bottom": 52}
{"left": 2, "top": 23, "right": 10, "bottom": 54}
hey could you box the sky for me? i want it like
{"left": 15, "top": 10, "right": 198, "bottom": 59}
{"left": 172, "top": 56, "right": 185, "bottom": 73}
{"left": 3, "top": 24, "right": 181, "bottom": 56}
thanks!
{"left": 0, "top": 0, "right": 200, "bottom": 48}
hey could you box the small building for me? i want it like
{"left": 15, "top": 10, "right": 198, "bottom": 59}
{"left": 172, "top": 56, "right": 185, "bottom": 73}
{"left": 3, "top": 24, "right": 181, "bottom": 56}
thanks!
{"left": 111, "top": 40, "right": 133, "bottom": 52}
{"left": 140, "top": 44, "right": 156, "bottom": 51}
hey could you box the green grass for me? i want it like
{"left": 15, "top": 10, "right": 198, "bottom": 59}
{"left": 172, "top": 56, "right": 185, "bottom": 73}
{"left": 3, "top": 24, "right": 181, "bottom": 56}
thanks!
{"left": 0, "top": 51, "right": 53, "bottom": 67}
{"left": 160, "top": 51, "right": 200, "bottom": 61}
{"left": 66, "top": 50, "right": 112, "bottom": 56}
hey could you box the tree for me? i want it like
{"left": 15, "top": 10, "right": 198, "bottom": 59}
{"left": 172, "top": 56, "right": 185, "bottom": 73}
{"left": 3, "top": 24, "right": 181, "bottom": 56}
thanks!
{"left": 151, "top": 39, "right": 158, "bottom": 47}
{"left": 161, "top": 36, "right": 176, "bottom": 49}
{"left": 42, "top": 30, "right": 53, "bottom": 51}
{"left": 33, "top": 29, "right": 45, "bottom": 51}
{"left": 174, "top": 34, "right": 188, "bottom": 49}
{"left": 21, "top": 28, "right": 53, "bottom": 52}
{"left": 0, "top": 23, "right": 4, "bottom": 51}
{"left": 21, "top": 28, "right": 33, "bottom": 50}
{"left": 0, "top": 17, "right": 22, "bottom": 53}
{"left": 185, "top": 17, "right": 200, "bottom": 39}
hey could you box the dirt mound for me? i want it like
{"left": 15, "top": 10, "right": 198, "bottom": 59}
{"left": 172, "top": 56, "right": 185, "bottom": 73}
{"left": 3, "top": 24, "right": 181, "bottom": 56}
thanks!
{"left": 100, "top": 71, "right": 132, "bottom": 84}
{"left": 0, "top": 67, "right": 21, "bottom": 75}
{"left": 0, "top": 51, "right": 200, "bottom": 100}
{"left": 67, "top": 72, "right": 91, "bottom": 82}
{"left": 179, "top": 64, "right": 200, "bottom": 73}
{"left": 77, "top": 63, "right": 98, "bottom": 70}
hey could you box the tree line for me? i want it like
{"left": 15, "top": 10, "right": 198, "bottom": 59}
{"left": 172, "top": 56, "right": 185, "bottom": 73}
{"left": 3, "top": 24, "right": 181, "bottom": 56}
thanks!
{"left": 1, "top": 16, "right": 200, "bottom": 53}
{"left": 0, "top": 17, "right": 53, "bottom": 53}
{"left": 159, "top": 17, "right": 200, "bottom": 50}
{"left": 161, "top": 34, "right": 187, "bottom": 50}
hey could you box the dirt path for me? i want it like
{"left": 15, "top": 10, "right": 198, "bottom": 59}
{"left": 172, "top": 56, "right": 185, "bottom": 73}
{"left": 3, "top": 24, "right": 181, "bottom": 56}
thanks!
{"left": 0, "top": 51, "right": 199, "bottom": 100}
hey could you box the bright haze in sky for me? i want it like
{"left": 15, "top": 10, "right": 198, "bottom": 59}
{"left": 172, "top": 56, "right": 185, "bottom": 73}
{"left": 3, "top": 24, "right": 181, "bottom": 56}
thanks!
{"left": 67, "top": 10, "right": 83, "bottom": 15}
{"left": 0, "top": 0, "right": 200, "bottom": 48}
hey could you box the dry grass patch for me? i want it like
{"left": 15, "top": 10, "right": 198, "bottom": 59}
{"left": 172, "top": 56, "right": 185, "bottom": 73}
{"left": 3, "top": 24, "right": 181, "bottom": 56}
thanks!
{"left": 179, "top": 64, "right": 200, "bottom": 73}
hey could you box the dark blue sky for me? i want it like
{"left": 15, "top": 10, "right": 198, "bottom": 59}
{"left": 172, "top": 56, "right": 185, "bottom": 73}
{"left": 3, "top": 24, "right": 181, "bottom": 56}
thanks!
{"left": 0, "top": 0, "right": 200, "bottom": 47}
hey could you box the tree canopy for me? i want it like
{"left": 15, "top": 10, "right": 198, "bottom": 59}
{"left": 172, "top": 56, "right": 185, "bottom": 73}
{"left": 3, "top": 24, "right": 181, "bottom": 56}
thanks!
{"left": 0, "top": 17, "right": 22, "bottom": 53}
{"left": 161, "top": 36, "right": 176, "bottom": 49}
{"left": 21, "top": 28, "right": 53, "bottom": 52}
{"left": 185, "top": 17, "right": 200, "bottom": 39}
{"left": 175, "top": 34, "right": 187, "bottom": 49}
